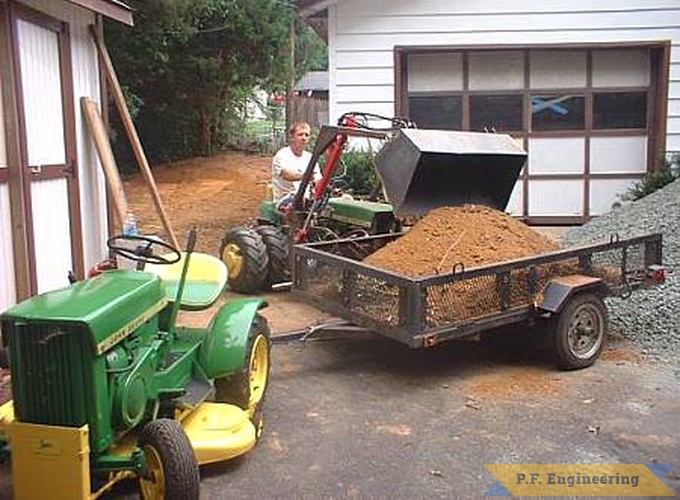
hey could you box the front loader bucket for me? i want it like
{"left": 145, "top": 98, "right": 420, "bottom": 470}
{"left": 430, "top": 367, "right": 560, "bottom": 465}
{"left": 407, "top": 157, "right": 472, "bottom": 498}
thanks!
{"left": 375, "top": 129, "right": 527, "bottom": 217}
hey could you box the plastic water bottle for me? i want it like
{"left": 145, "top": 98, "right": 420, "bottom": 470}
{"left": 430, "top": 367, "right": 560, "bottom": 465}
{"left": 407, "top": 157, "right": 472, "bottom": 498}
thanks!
{"left": 122, "top": 211, "right": 139, "bottom": 236}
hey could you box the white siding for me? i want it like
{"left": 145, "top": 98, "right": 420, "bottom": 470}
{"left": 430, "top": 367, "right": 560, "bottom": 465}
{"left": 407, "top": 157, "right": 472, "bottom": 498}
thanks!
{"left": 328, "top": 0, "right": 680, "bottom": 152}
{"left": 17, "top": 0, "right": 108, "bottom": 271}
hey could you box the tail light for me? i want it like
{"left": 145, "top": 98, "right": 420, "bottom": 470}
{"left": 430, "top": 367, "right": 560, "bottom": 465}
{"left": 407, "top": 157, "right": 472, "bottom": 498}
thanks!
{"left": 647, "top": 265, "right": 666, "bottom": 284}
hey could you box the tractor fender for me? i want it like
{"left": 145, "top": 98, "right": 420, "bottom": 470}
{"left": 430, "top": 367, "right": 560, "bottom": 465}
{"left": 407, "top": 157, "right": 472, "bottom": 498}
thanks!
{"left": 198, "top": 298, "right": 267, "bottom": 379}
{"left": 537, "top": 275, "right": 607, "bottom": 314}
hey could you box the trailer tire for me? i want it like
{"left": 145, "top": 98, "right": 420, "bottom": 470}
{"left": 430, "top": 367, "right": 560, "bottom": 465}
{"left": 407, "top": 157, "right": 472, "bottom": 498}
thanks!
{"left": 255, "top": 225, "right": 290, "bottom": 287}
{"left": 551, "top": 293, "right": 607, "bottom": 370}
{"left": 215, "top": 314, "right": 271, "bottom": 433}
{"left": 219, "top": 227, "right": 268, "bottom": 293}
{"left": 138, "top": 419, "right": 199, "bottom": 500}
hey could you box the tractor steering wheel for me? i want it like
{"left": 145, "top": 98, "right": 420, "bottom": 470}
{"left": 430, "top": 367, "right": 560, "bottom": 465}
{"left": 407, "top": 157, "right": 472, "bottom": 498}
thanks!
{"left": 107, "top": 234, "right": 181, "bottom": 266}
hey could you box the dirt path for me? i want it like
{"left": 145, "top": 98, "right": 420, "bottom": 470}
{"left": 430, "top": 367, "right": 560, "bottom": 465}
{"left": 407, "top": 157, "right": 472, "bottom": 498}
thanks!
{"left": 123, "top": 152, "right": 271, "bottom": 254}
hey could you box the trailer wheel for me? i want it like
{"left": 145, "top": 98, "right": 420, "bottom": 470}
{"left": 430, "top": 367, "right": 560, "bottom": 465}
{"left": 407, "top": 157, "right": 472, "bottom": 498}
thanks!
{"left": 255, "top": 225, "right": 290, "bottom": 286}
{"left": 219, "top": 227, "right": 268, "bottom": 293}
{"left": 552, "top": 293, "right": 607, "bottom": 370}
{"left": 215, "top": 314, "right": 271, "bottom": 431}
{"left": 138, "top": 419, "right": 199, "bottom": 500}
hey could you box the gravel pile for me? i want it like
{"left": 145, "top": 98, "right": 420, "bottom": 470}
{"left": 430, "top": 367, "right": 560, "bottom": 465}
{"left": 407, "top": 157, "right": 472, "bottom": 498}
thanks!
{"left": 563, "top": 178, "right": 680, "bottom": 360}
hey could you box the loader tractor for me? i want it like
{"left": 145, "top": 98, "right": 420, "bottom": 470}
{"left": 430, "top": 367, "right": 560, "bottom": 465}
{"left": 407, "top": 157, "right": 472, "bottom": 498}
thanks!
{"left": 0, "top": 229, "right": 271, "bottom": 499}
{"left": 219, "top": 112, "right": 527, "bottom": 293}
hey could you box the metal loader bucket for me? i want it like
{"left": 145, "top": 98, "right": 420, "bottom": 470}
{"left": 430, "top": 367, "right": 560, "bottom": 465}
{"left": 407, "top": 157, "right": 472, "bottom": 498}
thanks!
{"left": 375, "top": 129, "right": 527, "bottom": 217}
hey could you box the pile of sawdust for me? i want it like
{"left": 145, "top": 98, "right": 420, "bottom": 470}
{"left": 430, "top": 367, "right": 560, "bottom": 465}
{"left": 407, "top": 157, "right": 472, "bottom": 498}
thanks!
{"left": 364, "top": 205, "right": 560, "bottom": 277}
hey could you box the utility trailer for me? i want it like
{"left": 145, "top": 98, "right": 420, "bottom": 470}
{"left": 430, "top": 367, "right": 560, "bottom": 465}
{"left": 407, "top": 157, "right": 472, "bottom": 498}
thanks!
{"left": 291, "top": 231, "right": 664, "bottom": 369}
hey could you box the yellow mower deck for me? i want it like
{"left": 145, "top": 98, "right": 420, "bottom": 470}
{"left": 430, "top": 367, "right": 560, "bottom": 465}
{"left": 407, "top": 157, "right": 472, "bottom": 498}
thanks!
{"left": 0, "top": 400, "right": 256, "bottom": 499}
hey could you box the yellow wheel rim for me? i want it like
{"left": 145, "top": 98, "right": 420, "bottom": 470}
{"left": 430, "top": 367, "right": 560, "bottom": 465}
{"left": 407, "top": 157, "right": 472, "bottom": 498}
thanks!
{"left": 221, "top": 243, "right": 243, "bottom": 280}
{"left": 139, "top": 445, "right": 165, "bottom": 500}
{"left": 248, "top": 334, "right": 270, "bottom": 416}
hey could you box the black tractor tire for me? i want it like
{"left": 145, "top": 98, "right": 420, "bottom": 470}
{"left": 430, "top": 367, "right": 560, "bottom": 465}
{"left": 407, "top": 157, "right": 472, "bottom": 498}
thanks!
{"left": 255, "top": 225, "right": 290, "bottom": 286}
{"left": 551, "top": 293, "right": 607, "bottom": 370}
{"left": 219, "top": 227, "right": 268, "bottom": 293}
{"left": 138, "top": 419, "right": 200, "bottom": 500}
{"left": 215, "top": 314, "right": 271, "bottom": 427}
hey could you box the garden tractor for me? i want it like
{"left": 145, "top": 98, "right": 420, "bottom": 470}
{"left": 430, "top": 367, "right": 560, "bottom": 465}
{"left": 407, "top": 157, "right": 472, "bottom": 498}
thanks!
{"left": 0, "top": 229, "right": 271, "bottom": 499}
{"left": 219, "top": 112, "right": 527, "bottom": 293}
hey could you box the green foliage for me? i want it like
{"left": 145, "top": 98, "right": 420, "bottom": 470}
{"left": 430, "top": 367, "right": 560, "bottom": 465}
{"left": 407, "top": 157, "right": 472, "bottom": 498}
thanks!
{"left": 105, "top": 0, "right": 324, "bottom": 164}
{"left": 621, "top": 153, "right": 680, "bottom": 201}
{"left": 337, "top": 150, "right": 378, "bottom": 196}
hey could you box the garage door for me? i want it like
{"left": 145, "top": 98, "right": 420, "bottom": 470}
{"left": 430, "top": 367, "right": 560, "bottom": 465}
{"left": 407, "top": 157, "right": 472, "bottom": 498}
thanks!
{"left": 403, "top": 47, "right": 660, "bottom": 223}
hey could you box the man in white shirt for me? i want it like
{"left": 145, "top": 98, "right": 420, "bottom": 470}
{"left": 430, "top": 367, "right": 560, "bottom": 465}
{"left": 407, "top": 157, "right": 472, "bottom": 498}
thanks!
{"left": 271, "top": 121, "right": 320, "bottom": 208}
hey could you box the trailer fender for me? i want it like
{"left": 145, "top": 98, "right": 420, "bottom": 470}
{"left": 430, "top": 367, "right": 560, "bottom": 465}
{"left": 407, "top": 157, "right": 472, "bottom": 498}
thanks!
{"left": 199, "top": 298, "right": 267, "bottom": 379}
{"left": 538, "top": 275, "right": 606, "bottom": 314}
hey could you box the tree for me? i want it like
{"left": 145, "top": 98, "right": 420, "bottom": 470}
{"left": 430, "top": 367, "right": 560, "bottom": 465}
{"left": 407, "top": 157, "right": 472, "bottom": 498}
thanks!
{"left": 105, "top": 0, "right": 320, "bottom": 163}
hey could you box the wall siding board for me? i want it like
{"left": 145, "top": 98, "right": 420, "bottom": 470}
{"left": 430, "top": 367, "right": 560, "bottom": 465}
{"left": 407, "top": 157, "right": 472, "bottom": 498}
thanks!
{"left": 336, "top": 12, "right": 680, "bottom": 35}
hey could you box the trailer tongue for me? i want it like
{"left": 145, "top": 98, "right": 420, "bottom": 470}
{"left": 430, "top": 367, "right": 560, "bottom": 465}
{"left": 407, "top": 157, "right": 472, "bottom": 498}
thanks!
{"left": 375, "top": 129, "right": 527, "bottom": 217}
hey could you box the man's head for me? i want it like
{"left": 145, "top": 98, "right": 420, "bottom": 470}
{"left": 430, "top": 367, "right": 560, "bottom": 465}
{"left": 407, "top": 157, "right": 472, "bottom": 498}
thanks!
{"left": 289, "top": 121, "right": 311, "bottom": 156}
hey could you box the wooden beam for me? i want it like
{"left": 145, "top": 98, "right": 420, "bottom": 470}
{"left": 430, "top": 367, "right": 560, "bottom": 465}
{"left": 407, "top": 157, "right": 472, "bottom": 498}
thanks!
{"left": 90, "top": 25, "right": 179, "bottom": 248}
{"left": 81, "top": 96, "right": 128, "bottom": 225}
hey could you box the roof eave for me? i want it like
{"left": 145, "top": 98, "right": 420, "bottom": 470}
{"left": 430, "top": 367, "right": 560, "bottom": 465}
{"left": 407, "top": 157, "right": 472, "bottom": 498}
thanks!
{"left": 298, "top": 0, "right": 336, "bottom": 18}
{"left": 67, "top": 0, "right": 134, "bottom": 26}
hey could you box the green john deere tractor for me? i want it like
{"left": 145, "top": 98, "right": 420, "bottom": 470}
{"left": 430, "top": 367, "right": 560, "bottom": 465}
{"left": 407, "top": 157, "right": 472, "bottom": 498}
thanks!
{"left": 0, "top": 230, "right": 271, "bottom": 499}
{"left": 219, "top": 112, "right": 527, "bottom": 294}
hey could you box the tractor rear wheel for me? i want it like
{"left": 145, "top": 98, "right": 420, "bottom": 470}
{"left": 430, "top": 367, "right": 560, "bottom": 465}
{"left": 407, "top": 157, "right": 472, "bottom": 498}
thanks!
{"left": 219, "top": 227, "right": 268, "bottom": 293}
{"left": 255, "top": 225, "right": 290, "bottom": 286}
{"left": 215, "top": 314, "right": 271, "bottom": 436}
{"left": 138, "top": 419, "right": 199, "bottom": 500}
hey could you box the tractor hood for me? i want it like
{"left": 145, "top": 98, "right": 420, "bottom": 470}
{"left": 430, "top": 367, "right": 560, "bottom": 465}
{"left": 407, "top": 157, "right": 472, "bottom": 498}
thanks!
{"left": 1, "top": 270, "right": 167, "bottom": 354}
{"left": 375, "top": 129, "right": 527, "bottom": 217}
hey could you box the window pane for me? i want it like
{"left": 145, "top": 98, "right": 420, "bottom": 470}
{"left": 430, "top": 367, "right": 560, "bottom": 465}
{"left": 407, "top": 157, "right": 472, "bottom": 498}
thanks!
{"left": 469, "top": 95, "right": 523, "bottom": 132}
{"left": 532, "top": 94, "right": 585, "bottom": 131}
{"left": 593, "top": 92, "right": 647, "bottom": 129}
{"left": 408, "top": 95, "right": 462, "bottom": 130}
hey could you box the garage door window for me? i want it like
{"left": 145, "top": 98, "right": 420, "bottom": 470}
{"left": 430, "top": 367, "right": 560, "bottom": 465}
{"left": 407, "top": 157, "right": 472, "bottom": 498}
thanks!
{"left": 470, "top": 95, "right": 523, "bottom": 132}
{"left": 593, "top": 92, "right": 647, "bottom": 130}
{"left": 408, "top": 95, "right": 462, "bottom": 130}
{"left": 531, "top": 94, "right": 585, "bottom": 131}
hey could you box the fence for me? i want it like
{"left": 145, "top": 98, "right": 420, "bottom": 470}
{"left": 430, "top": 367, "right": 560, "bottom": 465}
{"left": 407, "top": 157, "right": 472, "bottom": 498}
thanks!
{"left": 290, "top": 96, "right": 329, "bottom": 128}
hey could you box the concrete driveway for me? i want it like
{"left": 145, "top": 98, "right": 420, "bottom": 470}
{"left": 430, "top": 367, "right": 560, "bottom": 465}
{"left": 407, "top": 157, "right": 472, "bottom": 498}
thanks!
{"left": 191, "top": 329, "right": 680, "bottom": 498}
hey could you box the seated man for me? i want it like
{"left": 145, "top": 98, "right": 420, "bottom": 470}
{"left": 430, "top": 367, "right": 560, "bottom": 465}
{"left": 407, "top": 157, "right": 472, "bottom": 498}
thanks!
{"left": 271, "top": 121, "right": 320, "bottom": 210}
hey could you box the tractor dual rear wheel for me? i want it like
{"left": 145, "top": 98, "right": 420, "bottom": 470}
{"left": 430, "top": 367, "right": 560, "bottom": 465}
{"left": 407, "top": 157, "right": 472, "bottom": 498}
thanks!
{"left": 215, "top": 314, "right": 271, "bottom": 438}
{"left": 255, "top": 225, "right": 290, "bottom": 286}
{"left": 138, "top": 419, "right": 199, "bottom": 500}
{"left": 219, "top": 227, "right": 268, "bottom": 293}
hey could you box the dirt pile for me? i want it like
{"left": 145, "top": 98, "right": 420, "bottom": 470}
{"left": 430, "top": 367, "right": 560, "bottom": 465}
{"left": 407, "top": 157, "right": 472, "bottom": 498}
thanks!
{"left": 364, "top": 205, "right": 560, "bottom": 277}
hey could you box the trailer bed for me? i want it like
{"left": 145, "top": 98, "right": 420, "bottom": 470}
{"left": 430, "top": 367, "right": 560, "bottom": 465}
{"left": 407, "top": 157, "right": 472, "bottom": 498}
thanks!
{"left": 291, "top": 232, "right": 662, "bottom": 348}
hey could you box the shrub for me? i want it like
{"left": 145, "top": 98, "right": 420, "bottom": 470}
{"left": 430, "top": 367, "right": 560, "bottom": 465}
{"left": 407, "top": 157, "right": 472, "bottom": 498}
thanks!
{"left": 621, "top": 153, "right": 680, "bottom": 201}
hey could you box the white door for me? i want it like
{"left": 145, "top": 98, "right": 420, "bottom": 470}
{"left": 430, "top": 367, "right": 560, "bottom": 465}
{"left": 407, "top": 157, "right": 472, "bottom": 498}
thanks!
{"left": 12, "top": 4, "right": 83, "bottom": 294}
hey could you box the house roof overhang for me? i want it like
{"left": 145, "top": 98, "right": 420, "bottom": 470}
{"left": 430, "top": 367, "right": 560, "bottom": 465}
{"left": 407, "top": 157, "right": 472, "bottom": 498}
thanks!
{"left": 66, "top": 0, "right": 133, "bottom": 26}
{"left": 297, "top": 1, "right": 338, "bottom": 18}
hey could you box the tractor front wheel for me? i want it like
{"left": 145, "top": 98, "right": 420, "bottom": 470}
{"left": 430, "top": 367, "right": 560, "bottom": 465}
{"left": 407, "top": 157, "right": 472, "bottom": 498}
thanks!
{"left": 215, "top": 314, "right": 271, "bottom": 436}
{"left": 255, "top": 225, "right": 290, "bottom": 287}
{"left": 219, "top": 227, "right": 268, "bottom": 293}
{"left": 138, "top": 419, "right": 199, "bottom": 500}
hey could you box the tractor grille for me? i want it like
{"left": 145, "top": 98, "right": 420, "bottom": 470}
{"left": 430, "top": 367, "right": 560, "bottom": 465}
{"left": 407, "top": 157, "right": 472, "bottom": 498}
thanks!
{"left": 9, "top": 322, "right": 88, "bottom": 427}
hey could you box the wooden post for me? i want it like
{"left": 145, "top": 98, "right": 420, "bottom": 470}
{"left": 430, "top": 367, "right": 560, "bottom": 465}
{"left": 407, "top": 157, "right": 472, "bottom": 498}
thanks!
{"left": 89, "top": 25, "right": 179, "bottom": 247}
{"left": 286, "top": 16, "right": 296, "bottom": 132}
{"left": 81, "top": 97, "right": 129, "bottom": 226}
